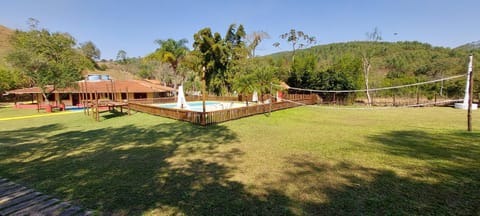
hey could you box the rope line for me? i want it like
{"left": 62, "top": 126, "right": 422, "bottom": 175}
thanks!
{"left": 280, "top": 98, "right": 463, "bottom": 110}
{"left": 275, "top": 74, "right": 466, "bottom": 93}
{"left": 279, "top": 98, "right": 309, "bottom": 106}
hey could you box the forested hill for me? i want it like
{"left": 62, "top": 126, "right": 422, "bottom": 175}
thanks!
{"left": 266, "top": 41, "right": 479, "bottom": 96}
{"left": 456, "top": 41, "right": 480, "bottom": 51}
{"left": 0, "top": 25, "right": 14, "bottom": 64}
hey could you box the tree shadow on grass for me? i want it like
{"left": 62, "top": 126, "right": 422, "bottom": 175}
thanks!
{"left": 369, "top": 130, "right": 480, "bottom": 182}
{"left": 278, "top": 153, "right": 480, "bottom": 215}
{"left": 0, "top": 121, "right": 294, "bottom": 215}
{"left": 281, "top": 130, "right": 477, "bottom": 215}
{"left": 155, "top": 159, "right": 292, "bottom": 215}
{"left": 370, "top": 130, "right": 480, "bottom": 161}
{"left": 101, "top": 111, "right": 128, "bottom": 120}
{"left": 268, "top": 130, "right": 480, "bottom": 215}
{"left": 0, "top": 123, "right": 64, "bottom": 149}
{"left": 365, "top": 130, "right": 480, "bottom": 214}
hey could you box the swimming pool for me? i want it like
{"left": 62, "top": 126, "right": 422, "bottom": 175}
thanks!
{"left": 65, "top": 106, "right": 84, "bottom": 111}
{"left": 152, "top": 101, "right": 243, "bottom": 112}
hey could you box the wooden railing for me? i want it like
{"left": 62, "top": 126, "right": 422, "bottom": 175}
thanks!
{"left": 129, "top": 97, "right": 176, "bottom": 104}
{"left": 200, "top": 100, "right": 310, "bottom": 125}
{"left": 186, "top": 95, "right": 239, "bottom": 102}
{"left": 129, "top": 96, "right": 240, "bottom": 105}
{"left": 129, "top": 94, "right": 316, "bottom": 126}
{"left": 128, "top": 103, "right": 195, "bottom": 122}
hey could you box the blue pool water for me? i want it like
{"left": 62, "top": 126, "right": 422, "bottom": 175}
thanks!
{"left": 153, "top": 101, "right": 223, "bottom": 112}
{"left": 65, "top": 106, "right": 84, "bottom": 111}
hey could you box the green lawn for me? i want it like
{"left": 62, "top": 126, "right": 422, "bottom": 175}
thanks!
{"left": 0, "top": 105, "right": 479, "bottom": 215}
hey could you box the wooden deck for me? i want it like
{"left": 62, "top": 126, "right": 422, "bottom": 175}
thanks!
{"left": 83, "top": 99, "right": 130, "bottom": 122}
{"left": 129, "top": 94, "right": 318, "bottom": 126}
{"left": 0, "top": 178, "right": 92, "bottom": 216}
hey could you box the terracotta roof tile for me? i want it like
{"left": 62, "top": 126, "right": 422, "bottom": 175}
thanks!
{"left": 7, "top": 80, "right": 175, "bottom": 94}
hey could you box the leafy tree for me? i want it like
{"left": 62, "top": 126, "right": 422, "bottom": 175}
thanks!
{"left": 285, "top": 53, "right": 363, "bottom": 103}
{"left": 273, "top": 29, "right": 316, "bottom": 67}
{"left": 232, "top": 57, "right": 279, "bottom": 103}
{"left": 225, "top": 24, "right": 246, "bottom": 48}
{"left": 140, "top": 61, "right": 175, "bottom": 86}
{"left": 253, "top": 63, "right": 278, "bottom": 102}
{"left": 79, "top": 41, "right": 101, "bottom": 60}
{"left": 233, "top": 73, "right": 256, "bottom": 105}
{"left": 137, "top": 60, "right": 159, "bottom": 79}
{"left": 6, "top": 26, "right": 93, "bottom": 103}
{"left": 0, "top": 67, "right": 23, "bottom": 93}
{"left": 179, "top": 52, "right": 202, "bottom": 93}
{"left": 361, "top": 27, "right": 382, "bottom": 106}
{"left": 26, "top": 18, "right": 39, "bottom": 30}
{"left": 247, "top": 31, "right": 269, "bottom": 57}
{"left": 332, "top": 54, "right": 363, "bottom": 90}
{"left": 116, "top": 50, "right": 127, "bottom": 64}
{"left": 193, "top": 27, "right": 224, "bottom": 95}
{"left": 145, "top": 38, "right": 189, "bottom": 93}
{"left": 224, "top": 24, "right": 248, "bottom": 93}
{"left": 287, "top": 53, "right": 317, "bottom": 88}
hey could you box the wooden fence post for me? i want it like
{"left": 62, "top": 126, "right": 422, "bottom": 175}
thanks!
{"left": 201, "top": 66, "right": 207, "bottom": 126}
{"left": 467, "top": 54, "right": 474, "bottom": 131}
{"left": 95, "top": 91, "right": 99, "bottom": 122}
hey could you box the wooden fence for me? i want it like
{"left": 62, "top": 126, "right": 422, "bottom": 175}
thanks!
{"left": 129, "top": 95, "right": 239, "bottom": 105}
{"left": 129, "top": 94, "right": 315, "bottom": 126}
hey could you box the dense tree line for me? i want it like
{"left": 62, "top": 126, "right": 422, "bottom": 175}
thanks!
{"left": 0, "top": 19, "right": 97, "bottom": 98}
{"left": 4, "top": 20, "right": 94, "bottom": 101}
{"left": 139, "top": 24, "right": 279, "bottom": 99}
{"left": 268, "top": 41, "right": 480, "bottom": 103}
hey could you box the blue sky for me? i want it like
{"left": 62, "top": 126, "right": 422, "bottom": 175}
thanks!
{"left": 1, "top": 0, "right": 478, "bottom": 60}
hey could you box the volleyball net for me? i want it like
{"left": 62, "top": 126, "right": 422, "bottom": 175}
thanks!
{"left": 273, "top": 73, "right": 467, "bottom": 108}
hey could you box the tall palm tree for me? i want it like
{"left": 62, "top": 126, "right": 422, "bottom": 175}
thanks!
{"left": 247, "top": 31, "right": 269, "bottom": 57}
{"left": 254, "top": 68, "right": 276, "bottom": 103}
{"left": 145, "top": 38, "right": 189, "bottom": 95}
{"left": 233, "top": 74, "right": 256, "bottom": 106}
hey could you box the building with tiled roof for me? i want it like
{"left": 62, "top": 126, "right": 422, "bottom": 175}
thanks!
{"left": 7, "top": 76, "right": 175, "bottom": 106}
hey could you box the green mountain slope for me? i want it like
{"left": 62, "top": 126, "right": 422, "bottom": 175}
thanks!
{"left": 89, "top": 61, "right": 137, "bottom": 80}
{"left": 456, "top": 41, "right": 480, "bottom": 51}
{"left": 263, "top": 40, "right": 480, "bottom": 99}
{"left": 267, "top": 40, "right": 476, "bottom": 81}
{"left": 0, "top": 25, "right": 14, "bottom": 64}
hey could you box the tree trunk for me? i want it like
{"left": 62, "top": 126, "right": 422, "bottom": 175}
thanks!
{"left": 172, "top": 65, "right": 178, "bottom": 98}
{"left": 393, "top": 92, "right": 396, "bottom": 106}
{"left": 42, "top": 91, "right": 49, "bottom": 104}
{"left": 362, "top": 56, "right": 372, "bottom": 106}
{"left": 291, "top": 44, "right": 296, "bottom": 72}
{"left": 41, "top": 85, "right": 55, "bottom": 104}
{"left": 173, "top": 81, "right": 178, "bottom": 97}
{"left": 439, "top": 80, "right": 444, "bottom": 96}
{"left": 416, "top": 86, "right": 420, "bottom": 105}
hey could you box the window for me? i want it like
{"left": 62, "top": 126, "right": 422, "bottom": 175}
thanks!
{"left": 60, "top": 93, "right": 70, "bottom": 100}
{"left": 47, "top": 93, "right": 55, "bottom": 101}
{"left": 133, "top": 93, "right": 147, "bottom": 99}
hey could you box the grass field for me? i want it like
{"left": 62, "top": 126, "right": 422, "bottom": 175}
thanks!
{"left": 0, "top": 105, "right": 479, "bottom": 215}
